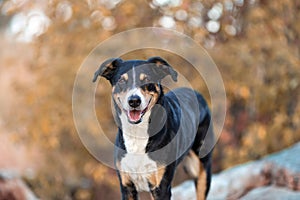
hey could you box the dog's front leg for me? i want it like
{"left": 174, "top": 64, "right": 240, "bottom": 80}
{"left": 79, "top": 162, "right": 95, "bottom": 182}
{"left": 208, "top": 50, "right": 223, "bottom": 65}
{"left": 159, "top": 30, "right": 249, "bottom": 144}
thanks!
{"left": 148, "top": 164, "right": 174, "bottom": 200}
{"left": 117, "top": 171, "right": 138, "bottom": 200}
{"left": 150, "top": 184, "right": 172, "bottom": 200}
{"left": 120, "top": 182, "right": 138, "bottom": 200}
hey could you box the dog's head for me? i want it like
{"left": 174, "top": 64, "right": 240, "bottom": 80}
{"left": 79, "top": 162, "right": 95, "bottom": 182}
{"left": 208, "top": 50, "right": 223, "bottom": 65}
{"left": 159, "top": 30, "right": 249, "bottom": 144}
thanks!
{"left": 93, "top": 57, "right": 177, "bottom": 124}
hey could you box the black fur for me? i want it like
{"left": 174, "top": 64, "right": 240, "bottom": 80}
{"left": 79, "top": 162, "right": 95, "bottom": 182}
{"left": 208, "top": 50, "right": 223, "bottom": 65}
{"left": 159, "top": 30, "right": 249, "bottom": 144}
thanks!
{"left": 94, "top": 57, "right": 214, "bottom": 200}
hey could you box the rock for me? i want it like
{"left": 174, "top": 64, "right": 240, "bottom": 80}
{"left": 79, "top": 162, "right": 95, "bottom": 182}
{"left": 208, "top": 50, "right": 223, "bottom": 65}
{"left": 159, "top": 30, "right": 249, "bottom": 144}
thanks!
{"left": 241, "top": 186, "right": 300, "bottom": 200}
{"left": 264, "top": 143, "right": 300, "bottom": 191}
{"left": 172, "top": 142, "right": 300, "bottom": 200}
{"left": 172, "top": 181, "right": 196, "bottom": 200}
{"left": 0, "top": 170, "right": 38, "bottom": 200}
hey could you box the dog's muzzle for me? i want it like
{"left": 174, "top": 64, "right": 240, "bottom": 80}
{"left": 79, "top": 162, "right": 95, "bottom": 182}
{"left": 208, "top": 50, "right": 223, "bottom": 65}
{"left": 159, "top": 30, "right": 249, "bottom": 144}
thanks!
{"left": 128, "top": 95, "right": 141, "bottom": 108}
{"left": 124, "top": 95, "right": 151, "bottom": 124}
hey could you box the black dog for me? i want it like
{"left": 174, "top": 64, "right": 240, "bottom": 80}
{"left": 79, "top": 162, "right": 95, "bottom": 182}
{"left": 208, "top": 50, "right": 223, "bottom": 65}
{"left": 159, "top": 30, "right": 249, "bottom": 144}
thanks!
{"left": 93, "top": 57, "right": 214, "bottom": 200}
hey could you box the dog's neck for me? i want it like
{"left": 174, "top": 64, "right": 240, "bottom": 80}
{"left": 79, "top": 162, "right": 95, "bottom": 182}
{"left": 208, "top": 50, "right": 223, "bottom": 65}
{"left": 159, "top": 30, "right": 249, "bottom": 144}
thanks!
{"left": 120, "top": 111, "right": 151, "bottom": 154}
{"left": 116, "top": 85, "right": 166, "bottom": 154}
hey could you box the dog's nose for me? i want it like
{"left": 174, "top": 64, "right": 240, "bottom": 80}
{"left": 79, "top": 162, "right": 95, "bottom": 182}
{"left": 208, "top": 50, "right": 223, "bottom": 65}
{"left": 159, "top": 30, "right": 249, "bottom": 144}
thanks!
{"left": 128, "top": 95, "right": 141, "bottom": 108}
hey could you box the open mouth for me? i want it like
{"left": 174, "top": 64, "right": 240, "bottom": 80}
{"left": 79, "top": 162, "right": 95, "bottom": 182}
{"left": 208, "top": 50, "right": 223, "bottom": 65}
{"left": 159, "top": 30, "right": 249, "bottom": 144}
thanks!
{"left": 127, "top": 108, "right": 148, "bottom": 123}
{"left": 125, "top": 97, "right": 152, "bottom": 124}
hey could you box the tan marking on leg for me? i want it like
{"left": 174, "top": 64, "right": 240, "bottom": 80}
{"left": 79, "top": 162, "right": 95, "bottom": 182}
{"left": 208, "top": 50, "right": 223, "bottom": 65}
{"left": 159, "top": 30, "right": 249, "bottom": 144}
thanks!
{"left": 182, "top": 150, "right": 200, "bottom": 179}
{"left": 197, "top": 162, "right": 207, "bottom": 200}
{"left": 116, "top": 161, "right": 131, "bottom": 186}
{"left": 148, "top": 166, "right": 165, "bottom": 189}
{"left": 120, "top": 172, "right": 131, "bottom": 186}
{"left": 127, "top": 195, "right": 135, "bottom": 200}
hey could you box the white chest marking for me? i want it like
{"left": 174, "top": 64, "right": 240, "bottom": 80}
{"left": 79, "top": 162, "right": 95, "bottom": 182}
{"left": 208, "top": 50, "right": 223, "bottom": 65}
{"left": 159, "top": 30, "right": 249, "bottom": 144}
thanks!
{"left": 120, "top": 154, "right": 158, "bottom": 191}
{"left": 120, "top": 111, "right": 150, "bottom": 153}
{"left": 119, "top": 111, "right": 158, "bottom": 191}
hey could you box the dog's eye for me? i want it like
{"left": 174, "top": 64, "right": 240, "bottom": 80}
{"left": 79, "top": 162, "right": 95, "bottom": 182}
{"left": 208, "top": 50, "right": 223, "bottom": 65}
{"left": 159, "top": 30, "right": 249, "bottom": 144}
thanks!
{"left": 142, "top": 76, "right": 151, "bottom": 83}
{"left": 147, "top": 84, "right": 157, "bottom": 92}
{"left": 118, "top": 78, "right": 127, "bottom": 85}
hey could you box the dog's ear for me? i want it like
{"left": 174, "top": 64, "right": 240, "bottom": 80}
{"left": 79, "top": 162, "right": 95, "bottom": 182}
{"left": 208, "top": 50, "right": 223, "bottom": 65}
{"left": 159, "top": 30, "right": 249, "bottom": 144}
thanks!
{"left": 93, "top": 58, "right": 123, "bottom": 83}
{"left": 147, "top": 57, "right": 178, "bottom": 82}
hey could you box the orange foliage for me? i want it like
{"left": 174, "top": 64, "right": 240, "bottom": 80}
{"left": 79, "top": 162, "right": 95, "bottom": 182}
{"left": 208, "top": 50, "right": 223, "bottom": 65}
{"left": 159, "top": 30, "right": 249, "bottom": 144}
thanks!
{"left": 0, "top": 0, "right": 300, "bottom": 198}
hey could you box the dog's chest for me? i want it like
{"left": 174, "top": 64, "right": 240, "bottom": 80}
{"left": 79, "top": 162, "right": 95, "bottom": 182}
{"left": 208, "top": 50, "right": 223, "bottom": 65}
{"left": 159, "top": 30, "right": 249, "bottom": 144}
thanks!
{"left": 120, "top": 153, "right": 158, "bottom": 191}
{"left": 122, "top": 128, "right": 148, "bottom": 154}
{"left": 119, "top": 112, "right": 158, "bottom": 191}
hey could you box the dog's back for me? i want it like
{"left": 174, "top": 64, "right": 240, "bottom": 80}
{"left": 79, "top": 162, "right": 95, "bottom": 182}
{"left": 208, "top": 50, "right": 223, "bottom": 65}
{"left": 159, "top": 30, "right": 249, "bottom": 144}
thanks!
{"left": 94, "top": 57, "right": 214, "bottom": 200}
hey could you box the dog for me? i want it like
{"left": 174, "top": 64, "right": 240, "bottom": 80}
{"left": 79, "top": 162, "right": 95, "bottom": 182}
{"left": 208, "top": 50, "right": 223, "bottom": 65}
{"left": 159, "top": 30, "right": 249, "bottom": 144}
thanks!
{"left": 93, "top": 57, "right": 214, "bottom": 200}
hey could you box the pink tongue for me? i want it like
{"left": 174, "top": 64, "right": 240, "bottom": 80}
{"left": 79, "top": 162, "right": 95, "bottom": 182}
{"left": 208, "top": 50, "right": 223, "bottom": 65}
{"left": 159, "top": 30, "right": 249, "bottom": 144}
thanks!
{"left": 129, "top": 110, "right": 141, "bottom": 122}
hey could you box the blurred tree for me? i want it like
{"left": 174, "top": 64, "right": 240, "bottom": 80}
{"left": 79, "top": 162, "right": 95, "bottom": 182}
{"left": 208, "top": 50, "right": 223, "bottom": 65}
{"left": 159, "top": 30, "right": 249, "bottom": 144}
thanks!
{"left": 0, "top": 0, "right": 299, "bottom": 198}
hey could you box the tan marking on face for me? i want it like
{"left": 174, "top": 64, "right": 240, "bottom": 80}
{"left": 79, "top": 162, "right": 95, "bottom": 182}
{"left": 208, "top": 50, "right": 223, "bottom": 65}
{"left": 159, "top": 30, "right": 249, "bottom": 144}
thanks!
{"left": 121, "top": 73, "right": 128, "bottom": 81}
{"left": 113, "top": 88, "right": 128, "bottom": 110}
{"left": 140, "top": 84, "right": 160, "bottom": 111}
{"left": 139, "top": 73, "right": 146, "bottom": 81}
{"left": 106, "top": 63, "right": 114, "bottom": 69}
{"left": 155, "top": 61, "right": 163, "bottom": 66}
{"left": 148, "top": 166, "right": 165, "bottom": 189}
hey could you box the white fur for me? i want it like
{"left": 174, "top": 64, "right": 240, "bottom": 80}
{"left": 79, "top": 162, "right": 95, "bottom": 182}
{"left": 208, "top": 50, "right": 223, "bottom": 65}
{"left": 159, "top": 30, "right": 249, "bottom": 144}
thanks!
{"left": 132, "top": 66, "right": 136, "bottom": 86}
{"left": 120, "top": 153, "right": 158, "bottom": 191}
{"left": 119, "top": 111, "right": 158, "bottom": 191}
{"left": 120, "top": 111, "right": 150, "bottom": 153}
{"left": 123, "top": 88, "right": 148, "bottom": 111}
